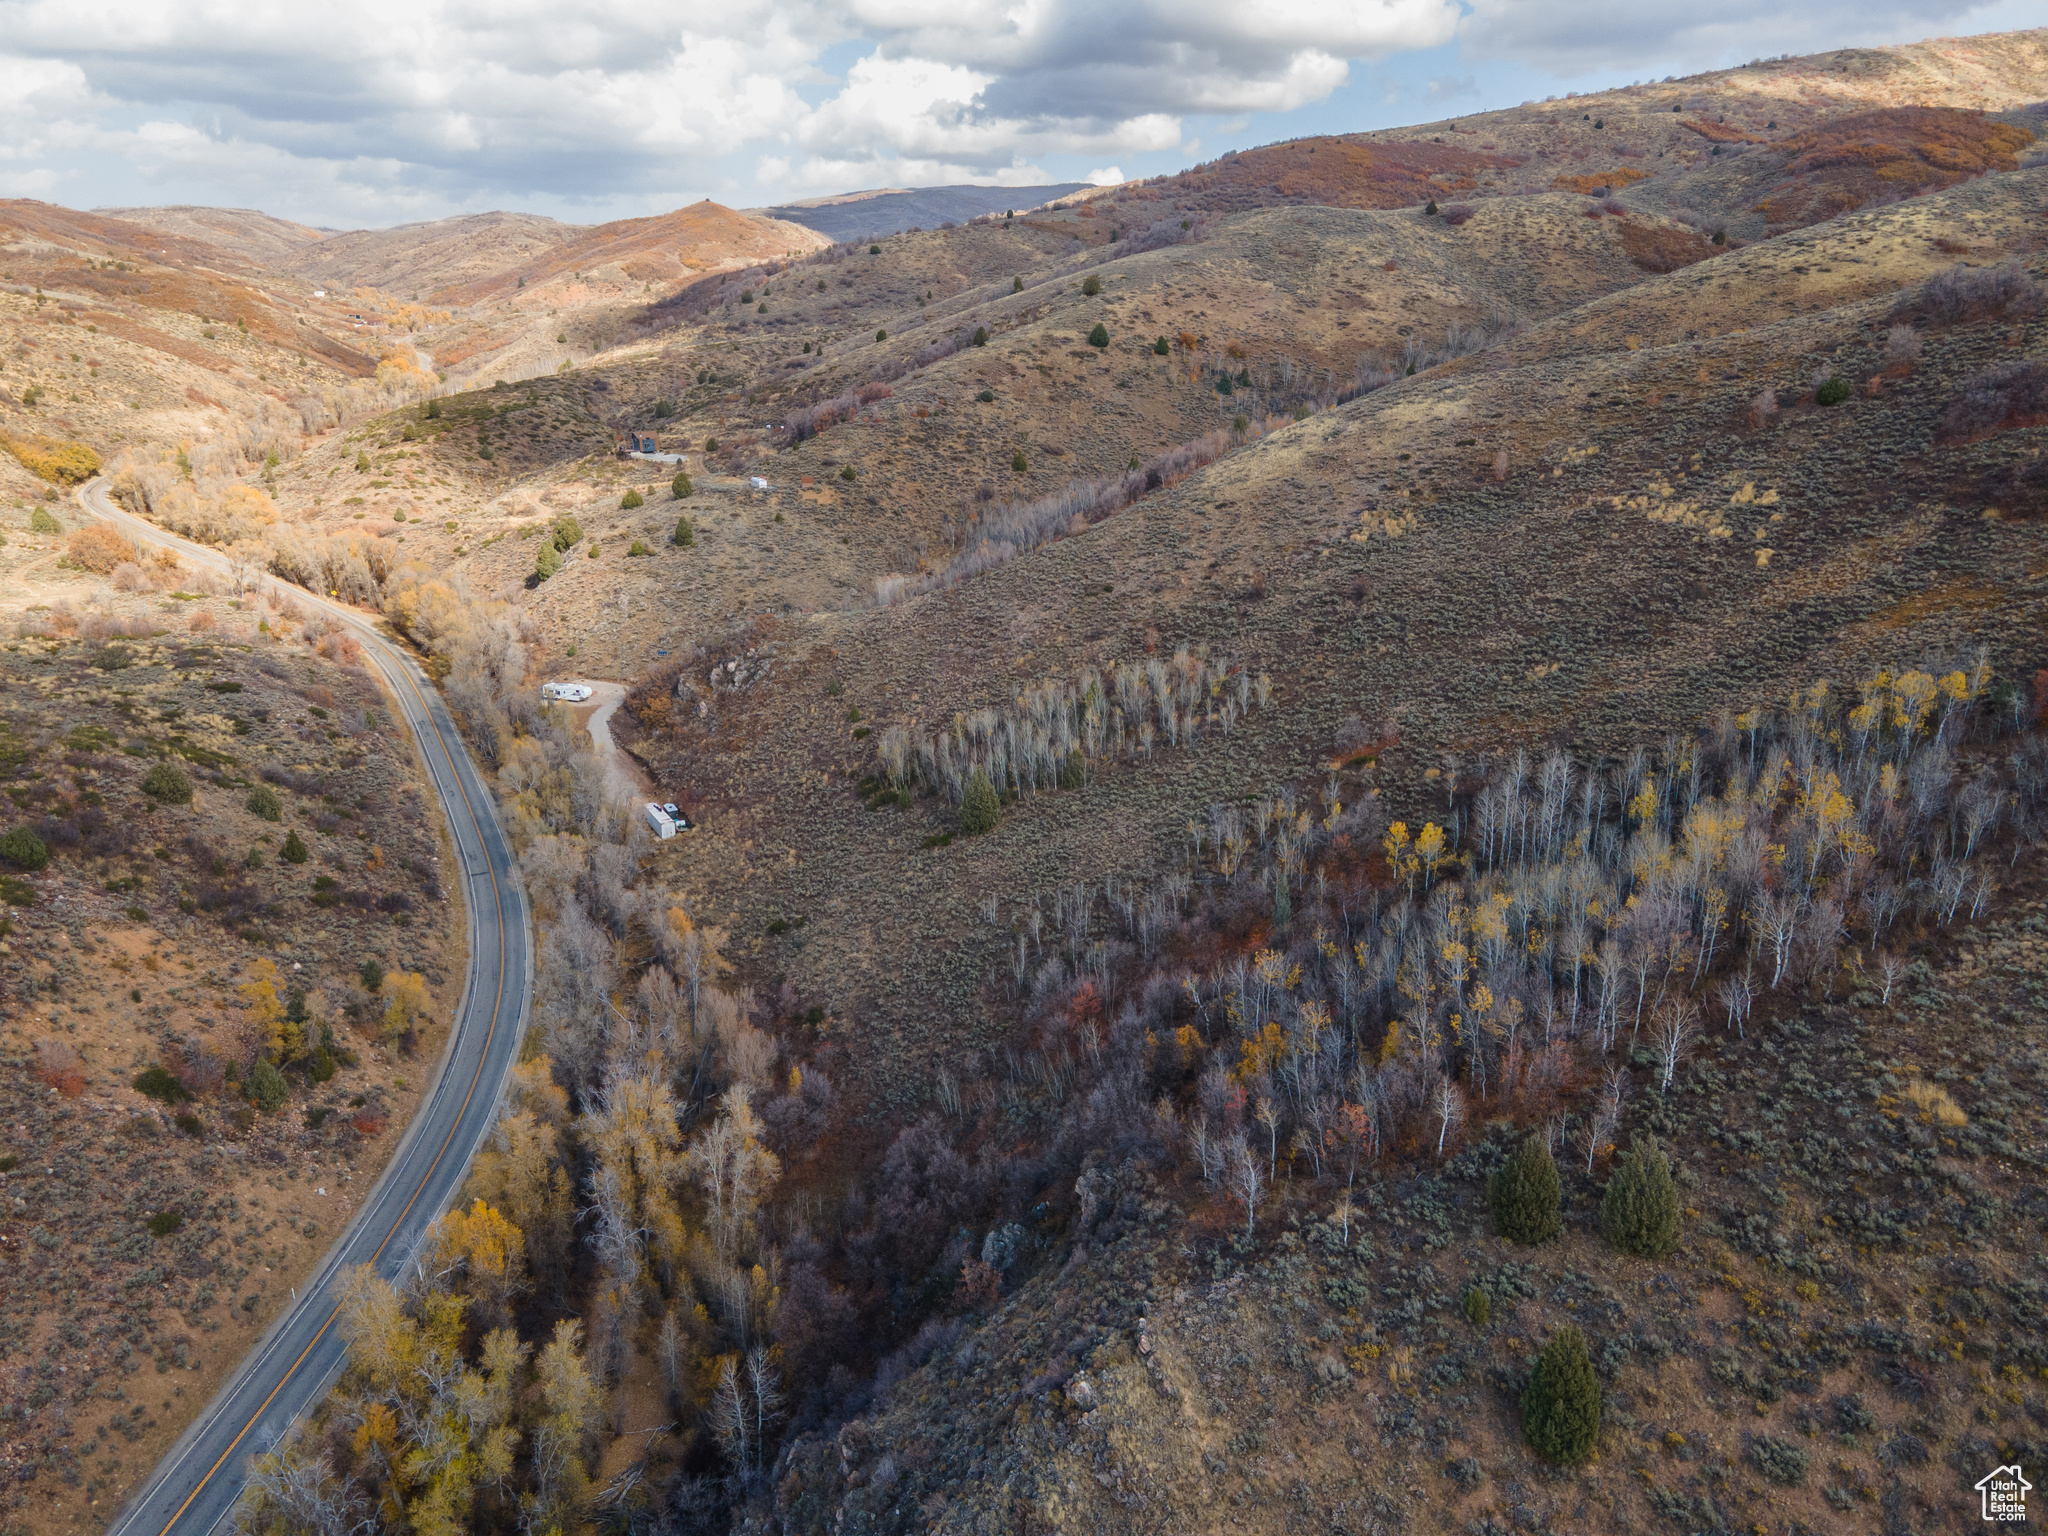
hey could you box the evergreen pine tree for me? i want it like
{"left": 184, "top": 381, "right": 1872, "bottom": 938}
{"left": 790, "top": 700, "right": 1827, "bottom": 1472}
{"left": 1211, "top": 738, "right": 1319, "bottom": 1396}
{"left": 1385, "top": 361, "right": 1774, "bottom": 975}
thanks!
{"left": 961, "top": 770, "right": 1000, "bottom": 835}
{"left": 141, "top": 762, "right": 193, "bottom": 804}
{"left": 1489, "top": 1133, "right": 1562, "bottom": 1244}
{"left": 246, "top": 1058, "right": 288, "bottom": 1113}
{"left": 1087, "top": 322, "right": 1110, "bottom": 348}
{"left": 0, "top": 828, "right": 49, "bottom": 870}
{"left": 282, "top": 830, "right": 309, "bottom": 864}
{"left": 1600, "top": 1137, "right": 1682, "bottom": 1257}
{"left": 1522, "top": 1326, "right": 1601, "bottom": 1464}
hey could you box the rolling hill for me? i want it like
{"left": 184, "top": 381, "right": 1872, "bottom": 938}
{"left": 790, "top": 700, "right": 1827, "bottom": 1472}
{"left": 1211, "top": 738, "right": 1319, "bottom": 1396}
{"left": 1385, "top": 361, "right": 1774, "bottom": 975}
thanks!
{"left": 6, "top": 25, "right": 2048, "bottom": 1536}
{"left": 758, "top": 182, "right": 1098, "bottom": 241}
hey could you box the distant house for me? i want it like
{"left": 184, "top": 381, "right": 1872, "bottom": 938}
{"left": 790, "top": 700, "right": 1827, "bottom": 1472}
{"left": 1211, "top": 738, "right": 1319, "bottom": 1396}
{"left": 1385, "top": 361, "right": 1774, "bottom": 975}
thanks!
{"left": 619, "top": 431, "right": 660, "bottom": 455}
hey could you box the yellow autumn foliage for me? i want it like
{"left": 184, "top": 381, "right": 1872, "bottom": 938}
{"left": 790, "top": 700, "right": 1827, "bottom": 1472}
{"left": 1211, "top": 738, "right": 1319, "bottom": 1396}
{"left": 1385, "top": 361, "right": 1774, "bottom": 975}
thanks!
{"left": 2, "top": 433, "right": 101, "bottom": 485}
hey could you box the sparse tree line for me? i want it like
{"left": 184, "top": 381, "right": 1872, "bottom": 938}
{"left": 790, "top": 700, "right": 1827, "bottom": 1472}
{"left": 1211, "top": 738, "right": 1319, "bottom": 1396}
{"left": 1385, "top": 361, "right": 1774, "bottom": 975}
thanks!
{"left": 249, "top": 626, "right": 2040, "bottom": 1530}
{"left": 872, "top": 422, "right": 1275, "bottom": 606}
{"left": 873, "top": 648, "right": 1275, "bottom": 811}
{"left": 953, "top": 651, "right": 2037, "bottom": 1256}
{"left": 865, "top": 308, "right": 1530, "bottom": 612}
{"left": 241, "top": 597, "right": 988, "bottom": 1527}
{"left": 1339, "top": 309, "right": 1524, "bottom": 400}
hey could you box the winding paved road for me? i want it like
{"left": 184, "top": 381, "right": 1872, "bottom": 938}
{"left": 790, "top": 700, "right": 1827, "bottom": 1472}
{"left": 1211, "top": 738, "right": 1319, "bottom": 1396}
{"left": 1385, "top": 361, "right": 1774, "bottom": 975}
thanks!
{"left": 76, "top": 478, "right": 534, "bottom": 1536}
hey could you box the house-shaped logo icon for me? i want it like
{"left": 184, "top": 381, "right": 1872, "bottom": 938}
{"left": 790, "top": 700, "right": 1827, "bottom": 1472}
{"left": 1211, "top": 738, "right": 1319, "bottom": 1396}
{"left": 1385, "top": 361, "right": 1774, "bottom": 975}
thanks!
{"left": 1976, "top": 1464, "right": 2030, "bottom": 1522}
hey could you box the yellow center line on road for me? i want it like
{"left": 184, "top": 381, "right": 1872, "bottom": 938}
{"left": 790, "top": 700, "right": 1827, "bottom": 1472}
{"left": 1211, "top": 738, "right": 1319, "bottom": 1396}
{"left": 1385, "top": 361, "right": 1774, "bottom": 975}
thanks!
{"left": 74, "top": 483, "right": 525, "bottom": 1536}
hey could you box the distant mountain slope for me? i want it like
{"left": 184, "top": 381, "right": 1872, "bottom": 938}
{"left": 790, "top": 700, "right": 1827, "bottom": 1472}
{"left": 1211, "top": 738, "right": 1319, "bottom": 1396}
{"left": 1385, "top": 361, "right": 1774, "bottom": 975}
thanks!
{"left": 423, "top": 201, "right": 829, "bottom": 307}
{"left": 268, "top": 210, "right": 581, "bottom": 299}
{"left": 0, "top": 197, "right": 380, "bottom": 396}
{"left": 92, "top": 204, "right": 328, "bottom": 269}
{"left": 757, "top": 182, "right": 1095, "bottom": 240}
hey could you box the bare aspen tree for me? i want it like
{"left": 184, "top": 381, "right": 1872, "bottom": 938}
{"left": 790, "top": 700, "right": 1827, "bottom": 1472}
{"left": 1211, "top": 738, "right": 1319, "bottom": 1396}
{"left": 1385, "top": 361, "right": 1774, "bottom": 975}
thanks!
{"left": 688, "top": 1085, "right": 782, "bottom": 1264}
{"left": 1433, "top": 1078, "right": 1465, "bottom": 1158}
{"left": 1590, "top": 940, "right": 1624, "bottom": 1053}
{"left": 1860, "top": 875, "right": 1906, "bottom": 940}
{"left": 1751, "top": 891, "right": 1801, "bottom": 988}
{"left": 1651, "top": 1001, "right": 1700, "bottom": 1092}
{"left": 241, "top": 1433, "right": 371, "bottom": 1536}
{"left": 1968, "top": 868, "right": 1995, "bottom": 920}
{"left": 712, "top": 1353, "right": 751, "bottom": 1470}
{"left": 655, "top": 1308, "right": 687, "bottom": 1408}
{"left": 1227, "top": 1134, "right": 1265, "bottom": 1237}
{"left": 1932, "top": 858, "right": 1971, "bottom": 924}
{"left": 1254, "top": 1095, "right": 1282, "bottom": 1181}
{"left": 745, "top": 1345, "right": 785, "bottom": 1467}
{"left": 1190, "top": 1111, "right": 1221, "bottom": 1183}
{"left": 1872, "top": 949, "right": 1905, "bottom": 1005}
{"left": 1713, "top": 973, "right": 1753, "bottom": 1039}
{"left": 1581, "top": 1066, "right": 1627, "bottom": 1174}
{"left": 1959, "top": 781, "right": 2001, "bottom": 859}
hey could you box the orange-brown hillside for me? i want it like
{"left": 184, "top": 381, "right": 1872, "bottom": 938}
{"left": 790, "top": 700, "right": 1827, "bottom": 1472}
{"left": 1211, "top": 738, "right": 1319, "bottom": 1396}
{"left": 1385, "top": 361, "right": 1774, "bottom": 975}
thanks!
{"left": 0, "top": 199, "right": 377, "bottom": 375}
{"left": 1753, "top": 106, "right": 2036, "bottom": 228}
{"left": 434, "top": 201, "right": 828, "bottom": 306}
{"left": 90, "top": 204, "right": 329, "bottom": 269}
{"left": 1128, "top": 137, "right": 1524, "bottom": 216}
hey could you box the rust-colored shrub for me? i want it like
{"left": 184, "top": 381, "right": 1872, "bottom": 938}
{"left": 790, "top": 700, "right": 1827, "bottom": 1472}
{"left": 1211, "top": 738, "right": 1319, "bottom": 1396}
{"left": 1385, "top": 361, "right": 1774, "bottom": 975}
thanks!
{"left": 1552, "top": 168, "right": 1649, "bottom": 196}
{"left": 1682, "top": 119, "right": 1762, "bottom": 144}
{"left": 1754, "top": 108, "right": 2033, "bottom": 229}
{"left": 1920, "top": 262, "right": 2038, "bottom": 326}
{"left": 1150, "top": 135, "right": 1519, "bottom": 213}
{"left": 35, "top": 1040, "right": 87, "bottom": 1098}
{"left": 189, "top": 610, "right": 217, "bottom": 632}
{"left": 1619, "top": 221, "right": 1718, "bottom": 274}
{"left": 67, "top": 524, "right": 140, "bottom": 574}
{"left": 317, "top": 629, "right": 364, "bottom": 666}
{"left": 1937, "top": 360, "right": 2048, "bottom": 443}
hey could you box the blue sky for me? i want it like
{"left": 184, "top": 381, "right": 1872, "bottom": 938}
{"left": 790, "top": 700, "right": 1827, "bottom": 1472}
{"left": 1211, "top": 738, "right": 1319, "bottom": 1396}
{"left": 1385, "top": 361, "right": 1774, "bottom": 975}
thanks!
{"left": 0, "top": 0, "right": 2036, "bottom": 228}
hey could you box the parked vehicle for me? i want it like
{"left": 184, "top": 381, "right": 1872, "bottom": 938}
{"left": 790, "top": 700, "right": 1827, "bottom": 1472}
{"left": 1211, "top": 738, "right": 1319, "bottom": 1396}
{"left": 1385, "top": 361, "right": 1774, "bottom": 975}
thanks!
{"left": 644, "top": 802, "right": 695, "bottom": 839}
{"left": 541, "top": 682, "right": 593, "bottom": 702}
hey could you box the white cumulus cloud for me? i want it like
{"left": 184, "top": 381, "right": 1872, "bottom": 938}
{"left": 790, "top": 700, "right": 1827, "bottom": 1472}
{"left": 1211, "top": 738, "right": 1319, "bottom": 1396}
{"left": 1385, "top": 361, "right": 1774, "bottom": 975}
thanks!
{"left": 1455, "top": 0, "right": 2011, "bottom": 72}
{"left": 0, "top": 0, "right": 2022, "bottom": 222}
{"left": 0, "top": 0, "right": 1464, "bottom": 218}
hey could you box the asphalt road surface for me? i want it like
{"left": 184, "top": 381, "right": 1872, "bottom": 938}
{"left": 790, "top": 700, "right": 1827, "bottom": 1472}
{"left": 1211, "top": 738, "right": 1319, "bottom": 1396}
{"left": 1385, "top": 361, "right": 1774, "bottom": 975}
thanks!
{"left": 76, "top": 478, "right": 534, "bottom": 1536}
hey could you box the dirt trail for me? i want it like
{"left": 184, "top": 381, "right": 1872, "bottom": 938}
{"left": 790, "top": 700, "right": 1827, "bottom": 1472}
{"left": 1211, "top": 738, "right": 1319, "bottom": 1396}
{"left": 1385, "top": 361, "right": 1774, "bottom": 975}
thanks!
{"left": 568, "top": 680, "right": 658, "bottom": 802}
